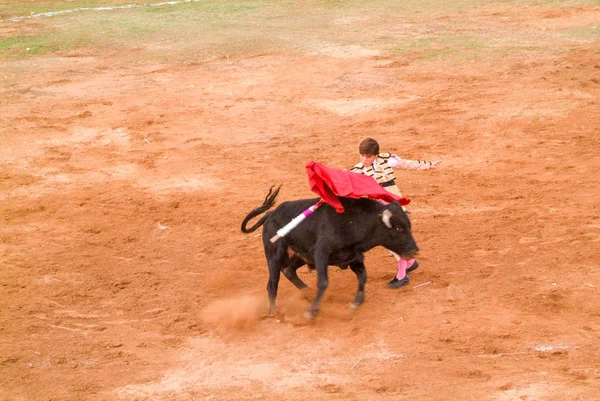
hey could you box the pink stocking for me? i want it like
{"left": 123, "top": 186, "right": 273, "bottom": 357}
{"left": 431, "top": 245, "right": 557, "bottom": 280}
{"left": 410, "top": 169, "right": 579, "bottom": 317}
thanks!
{"left": 396, "top": 258, "right": 409, "bottom": 280}
{"left": 407, "top": 259, "right": 416, "bottom": 268}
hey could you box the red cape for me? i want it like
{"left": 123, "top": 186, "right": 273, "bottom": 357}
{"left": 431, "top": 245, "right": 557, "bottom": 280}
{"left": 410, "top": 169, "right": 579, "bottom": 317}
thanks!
{"left": 306, "top": 161, "right": 410, "bottom": 213}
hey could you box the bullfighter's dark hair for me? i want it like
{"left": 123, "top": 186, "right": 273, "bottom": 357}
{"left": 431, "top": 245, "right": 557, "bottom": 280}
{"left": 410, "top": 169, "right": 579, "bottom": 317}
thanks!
{"left": 359, "top": 138, "right": 379, "bottom": 155}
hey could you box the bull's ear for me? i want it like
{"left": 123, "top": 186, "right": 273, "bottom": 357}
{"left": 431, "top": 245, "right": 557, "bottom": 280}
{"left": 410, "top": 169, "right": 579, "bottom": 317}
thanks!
{"left": 382, "top": 209, "right": 393, "bottom": 228}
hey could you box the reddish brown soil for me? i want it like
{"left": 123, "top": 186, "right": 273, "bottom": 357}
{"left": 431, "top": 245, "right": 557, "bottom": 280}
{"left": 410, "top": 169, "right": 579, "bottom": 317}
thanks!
{"left": 2, "top": 9, "right": 600, "bottom": 401}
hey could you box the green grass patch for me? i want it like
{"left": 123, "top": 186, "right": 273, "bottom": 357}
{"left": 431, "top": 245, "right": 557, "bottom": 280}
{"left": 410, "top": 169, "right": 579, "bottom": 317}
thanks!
{"left": 0, "top": 1, "right": 137, "bottom": 19}
{"left": 0, "top": 0, "right": 599, "bottom": 63}
{"left": 0, "top": 34, "right": 53, "bottom": 56}
{"left": 515, "top": 0, "right": 600, "bottom": 5}
{"left": 389, "top": 34, "right": 492, "bottom": 62}
{"left": 560, "top": 26, "right": 600, "bottom": 41}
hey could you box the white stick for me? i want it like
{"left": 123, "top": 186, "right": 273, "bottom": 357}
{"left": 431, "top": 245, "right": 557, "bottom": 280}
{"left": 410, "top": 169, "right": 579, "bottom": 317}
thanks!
{"left": 351, "top": 358, "right": 362, "bottom": 370}
{"left": 270, "top": 202, "right": 322, "bottom": 243}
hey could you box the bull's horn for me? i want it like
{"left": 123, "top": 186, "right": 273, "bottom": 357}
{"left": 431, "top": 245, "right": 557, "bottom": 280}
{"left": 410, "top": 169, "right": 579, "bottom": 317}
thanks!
{"left": 382, "top": 209, "right": 392, "bottom": 228}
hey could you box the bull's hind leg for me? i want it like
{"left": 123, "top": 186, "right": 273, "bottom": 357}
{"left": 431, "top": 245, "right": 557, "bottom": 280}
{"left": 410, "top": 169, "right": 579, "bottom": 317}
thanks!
{"left": 265, "top": 242, "right": 288, "bottom": 317}
{"left": 282, "top": 253, "right": 310, "bottom": 290}
{"left": 349, "top": 262, "right": 367, "bottom": 310}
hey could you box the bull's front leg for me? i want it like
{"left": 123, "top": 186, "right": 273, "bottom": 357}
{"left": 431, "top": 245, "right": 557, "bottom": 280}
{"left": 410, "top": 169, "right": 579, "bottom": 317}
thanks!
{"left": 349, "top": 261, "right": 367, "bottom": 310}
{"left": 304, "top": 248, "right": 330, "bottom": 319}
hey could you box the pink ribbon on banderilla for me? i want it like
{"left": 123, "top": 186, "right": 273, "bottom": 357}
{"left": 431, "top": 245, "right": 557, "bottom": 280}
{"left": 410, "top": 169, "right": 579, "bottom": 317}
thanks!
{"left": 269, "top": 200, "right": 324, "bottom": 243}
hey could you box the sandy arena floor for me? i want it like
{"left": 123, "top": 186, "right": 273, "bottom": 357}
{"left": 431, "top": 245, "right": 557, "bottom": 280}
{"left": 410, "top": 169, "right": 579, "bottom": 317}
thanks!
{"left": 2, "top": 5, "right": 600, "bottom": 401}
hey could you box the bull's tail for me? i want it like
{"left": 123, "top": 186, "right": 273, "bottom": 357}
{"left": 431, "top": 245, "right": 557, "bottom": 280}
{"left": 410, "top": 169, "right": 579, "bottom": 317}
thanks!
{"left": 240, "top": 185, "right": 281, "bottom": 233}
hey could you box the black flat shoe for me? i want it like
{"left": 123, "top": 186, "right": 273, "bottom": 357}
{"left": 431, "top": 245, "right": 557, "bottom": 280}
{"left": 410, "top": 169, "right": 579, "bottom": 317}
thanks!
{"left": 388, "top": 276, "right": 410, "bottom": 289}
{"left": 406, "top": 260, "right": 419, "bottom": 273}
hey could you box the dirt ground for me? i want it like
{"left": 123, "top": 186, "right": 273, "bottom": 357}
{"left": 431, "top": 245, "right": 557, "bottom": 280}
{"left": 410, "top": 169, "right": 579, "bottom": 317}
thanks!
{"left": 2, "top": 4, "right": 600, "bottom": 401}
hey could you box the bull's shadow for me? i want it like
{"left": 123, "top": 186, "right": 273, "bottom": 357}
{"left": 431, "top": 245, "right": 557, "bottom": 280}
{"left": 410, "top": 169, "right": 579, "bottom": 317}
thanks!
{"left": 241, "top": 185, "right": 418, "bottom": 319}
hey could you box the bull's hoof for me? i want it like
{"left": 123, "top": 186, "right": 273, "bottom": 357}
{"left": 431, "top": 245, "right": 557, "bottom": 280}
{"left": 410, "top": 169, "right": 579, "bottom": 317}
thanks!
{"left": 261, "top": 312, "right": 277, "bottom": 320}
{"left": 350, "top": 291, "right": 365, "bottom": 308}
{"left": 303, "top": 308, "right": 319, "bottom": 319}
{"left": 388, "top": 276, "right": 410, "bottom": 289}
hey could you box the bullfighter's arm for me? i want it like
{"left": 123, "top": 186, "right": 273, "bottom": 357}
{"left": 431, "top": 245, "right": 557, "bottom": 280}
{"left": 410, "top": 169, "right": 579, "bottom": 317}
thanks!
{"left": 389, "top": 154, "right": 441, "bottom": 171}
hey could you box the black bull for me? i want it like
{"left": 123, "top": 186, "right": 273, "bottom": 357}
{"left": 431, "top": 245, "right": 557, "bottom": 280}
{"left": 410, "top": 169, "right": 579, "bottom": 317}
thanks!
{"left": 240, "top": 186, "right": 418, "bottom": 318}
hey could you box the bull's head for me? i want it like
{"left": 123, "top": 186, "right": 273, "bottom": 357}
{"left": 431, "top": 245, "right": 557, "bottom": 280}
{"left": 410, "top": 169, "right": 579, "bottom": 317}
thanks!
{"left": 380, "top": 204, "right": 418, "bottom": 259}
